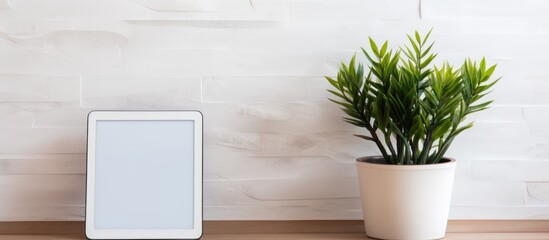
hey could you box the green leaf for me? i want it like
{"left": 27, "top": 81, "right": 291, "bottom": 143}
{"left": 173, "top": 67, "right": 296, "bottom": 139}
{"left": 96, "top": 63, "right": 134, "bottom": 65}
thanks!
{"left": 328, "top": 98, "right": 353, "bottom": 109}
{"left": 343, "top": 108, "right": 362, "bottom": 120}
{"left": 327, "top": 90, "right": 348, "bottom": 101}
{"left": 407, "top": 34, "right": 420, "bottom": 55}
{"left": 343, "top": 117, "right": 366, "bottom": 127}
{"left": 354, "top": 134, "right": 375, "bottom": 141}
{"left": 421, "top": 42, "right": 435, "bottom": 58}
{"left": 423, "top": 28, "right": 433, "bottom": 45}
{"left": 380, "top": 41, "right": 388, "bottom": 56}
{"left": 482, "top": 64, "right": 497, "bottom": 80}
{"left": 324, "top": 30, "right": 499, "bottom": 165}
{"left": 369, "top": 37, "right": 380, "bottom": 58}
{"left": 432, "top": 119, "right": 452, "bottom": 140}
{"left": 325, "top": 77, "right": 341, "bottom": 90}
{"left": 420, "top": 54, "right": 437, "bottom": 69}
{"left": 415, "top": 31, "right": 421, "bottom": 45}
{"left": 452, "top": 122, "right": 474, "bottom": 137}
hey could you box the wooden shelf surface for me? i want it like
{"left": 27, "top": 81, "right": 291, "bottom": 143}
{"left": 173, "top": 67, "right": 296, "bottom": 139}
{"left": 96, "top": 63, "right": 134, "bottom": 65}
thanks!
{"left": 0, "top": 220, "right": 547, "bottom": 239}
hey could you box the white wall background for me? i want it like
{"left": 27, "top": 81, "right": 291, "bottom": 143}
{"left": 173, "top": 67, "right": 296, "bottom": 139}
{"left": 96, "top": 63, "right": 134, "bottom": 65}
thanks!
{"left": 0, "top": 0, "right": 549, "bottom": 221}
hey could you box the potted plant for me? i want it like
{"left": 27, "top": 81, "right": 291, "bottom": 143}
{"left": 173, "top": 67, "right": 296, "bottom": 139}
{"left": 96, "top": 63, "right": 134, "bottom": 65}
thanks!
{"left": 326, "top": 31, "right": 499, "bottom": 239}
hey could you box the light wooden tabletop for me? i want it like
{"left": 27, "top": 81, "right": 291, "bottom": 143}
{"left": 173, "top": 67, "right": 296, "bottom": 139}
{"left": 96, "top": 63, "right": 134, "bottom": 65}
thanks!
{"left": 1, "top": 232, "right": 549, "bottom": 240}
{"left": 0, "top": 220, "right": 548, "bottom": 240}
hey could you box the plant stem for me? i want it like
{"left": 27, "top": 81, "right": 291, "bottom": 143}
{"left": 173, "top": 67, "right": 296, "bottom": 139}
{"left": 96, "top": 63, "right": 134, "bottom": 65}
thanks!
{"left": 432, "top": 132, "right": 456, "bottom": 164}
{"left": 417, "top": 124, "right": 435, "bottom": 164}
{"left": 383, "top": 131, "right": 397, "bottom": 164}
{"left": 410, "top": 139, "right": 418, "bottom": 163}
{"left": 403, "top": 138, "right": 412, "bottom": 164}
{"left": 369, "top": 127, "right": 390, "bottom": 162}
{"left": 397, "top": 137, "right": 404, "bottom": 164}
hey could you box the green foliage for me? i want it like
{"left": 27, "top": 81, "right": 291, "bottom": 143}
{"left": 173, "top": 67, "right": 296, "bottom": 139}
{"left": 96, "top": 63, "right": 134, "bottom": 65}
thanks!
{"left": 326, "top": 30, "right": 500, "bottom": 165}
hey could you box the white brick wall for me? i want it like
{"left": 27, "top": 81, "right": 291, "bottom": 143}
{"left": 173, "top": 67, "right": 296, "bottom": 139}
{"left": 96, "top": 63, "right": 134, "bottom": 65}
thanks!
{"left": 0, "top": 0, "right": 548, "bottom": 221}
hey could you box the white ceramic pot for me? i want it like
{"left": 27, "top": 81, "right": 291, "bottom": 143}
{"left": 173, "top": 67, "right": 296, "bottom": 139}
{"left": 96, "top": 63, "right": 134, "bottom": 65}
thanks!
{"left": 356, "top": 156, "right": 456, "bottom": 240}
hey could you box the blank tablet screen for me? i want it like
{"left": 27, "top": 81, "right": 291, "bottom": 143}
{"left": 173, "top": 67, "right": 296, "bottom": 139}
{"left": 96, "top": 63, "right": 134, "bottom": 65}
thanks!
{"left": 94, "top": 120, "right": 194, "bottom": 230}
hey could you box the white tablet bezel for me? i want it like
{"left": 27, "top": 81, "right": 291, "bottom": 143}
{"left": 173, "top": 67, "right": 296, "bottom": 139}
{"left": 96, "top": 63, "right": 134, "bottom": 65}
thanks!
{"left": 85, "top": 111, "right": 203, "bottom": 240}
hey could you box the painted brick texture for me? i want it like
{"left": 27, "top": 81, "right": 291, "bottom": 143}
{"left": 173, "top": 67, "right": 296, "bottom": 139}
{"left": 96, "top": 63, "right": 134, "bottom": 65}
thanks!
{"left": 0, "top": 0, "right": 548, "bottom": 220}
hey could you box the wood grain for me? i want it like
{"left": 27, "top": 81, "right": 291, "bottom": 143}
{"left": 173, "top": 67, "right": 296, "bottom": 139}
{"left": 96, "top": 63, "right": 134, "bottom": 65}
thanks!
{"left": 203, "top": 233, "right": 549, "bottom": 240}
{"left": 1, "top": 220, "right": 549, "bottom": 235}
{"left": 0, "top": 233, "right": 549, "bottom": 240}
{"left": 0, "top": 222, "right": 83, "bottom": 235}
{"left": 447, "top": 220, "right": 549, "bottom": 233}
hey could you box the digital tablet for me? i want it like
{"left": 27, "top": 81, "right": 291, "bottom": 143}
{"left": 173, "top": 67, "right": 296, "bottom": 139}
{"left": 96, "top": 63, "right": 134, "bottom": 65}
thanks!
{"left": 85, "top": 111, "right": 202, "bottom": 239}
